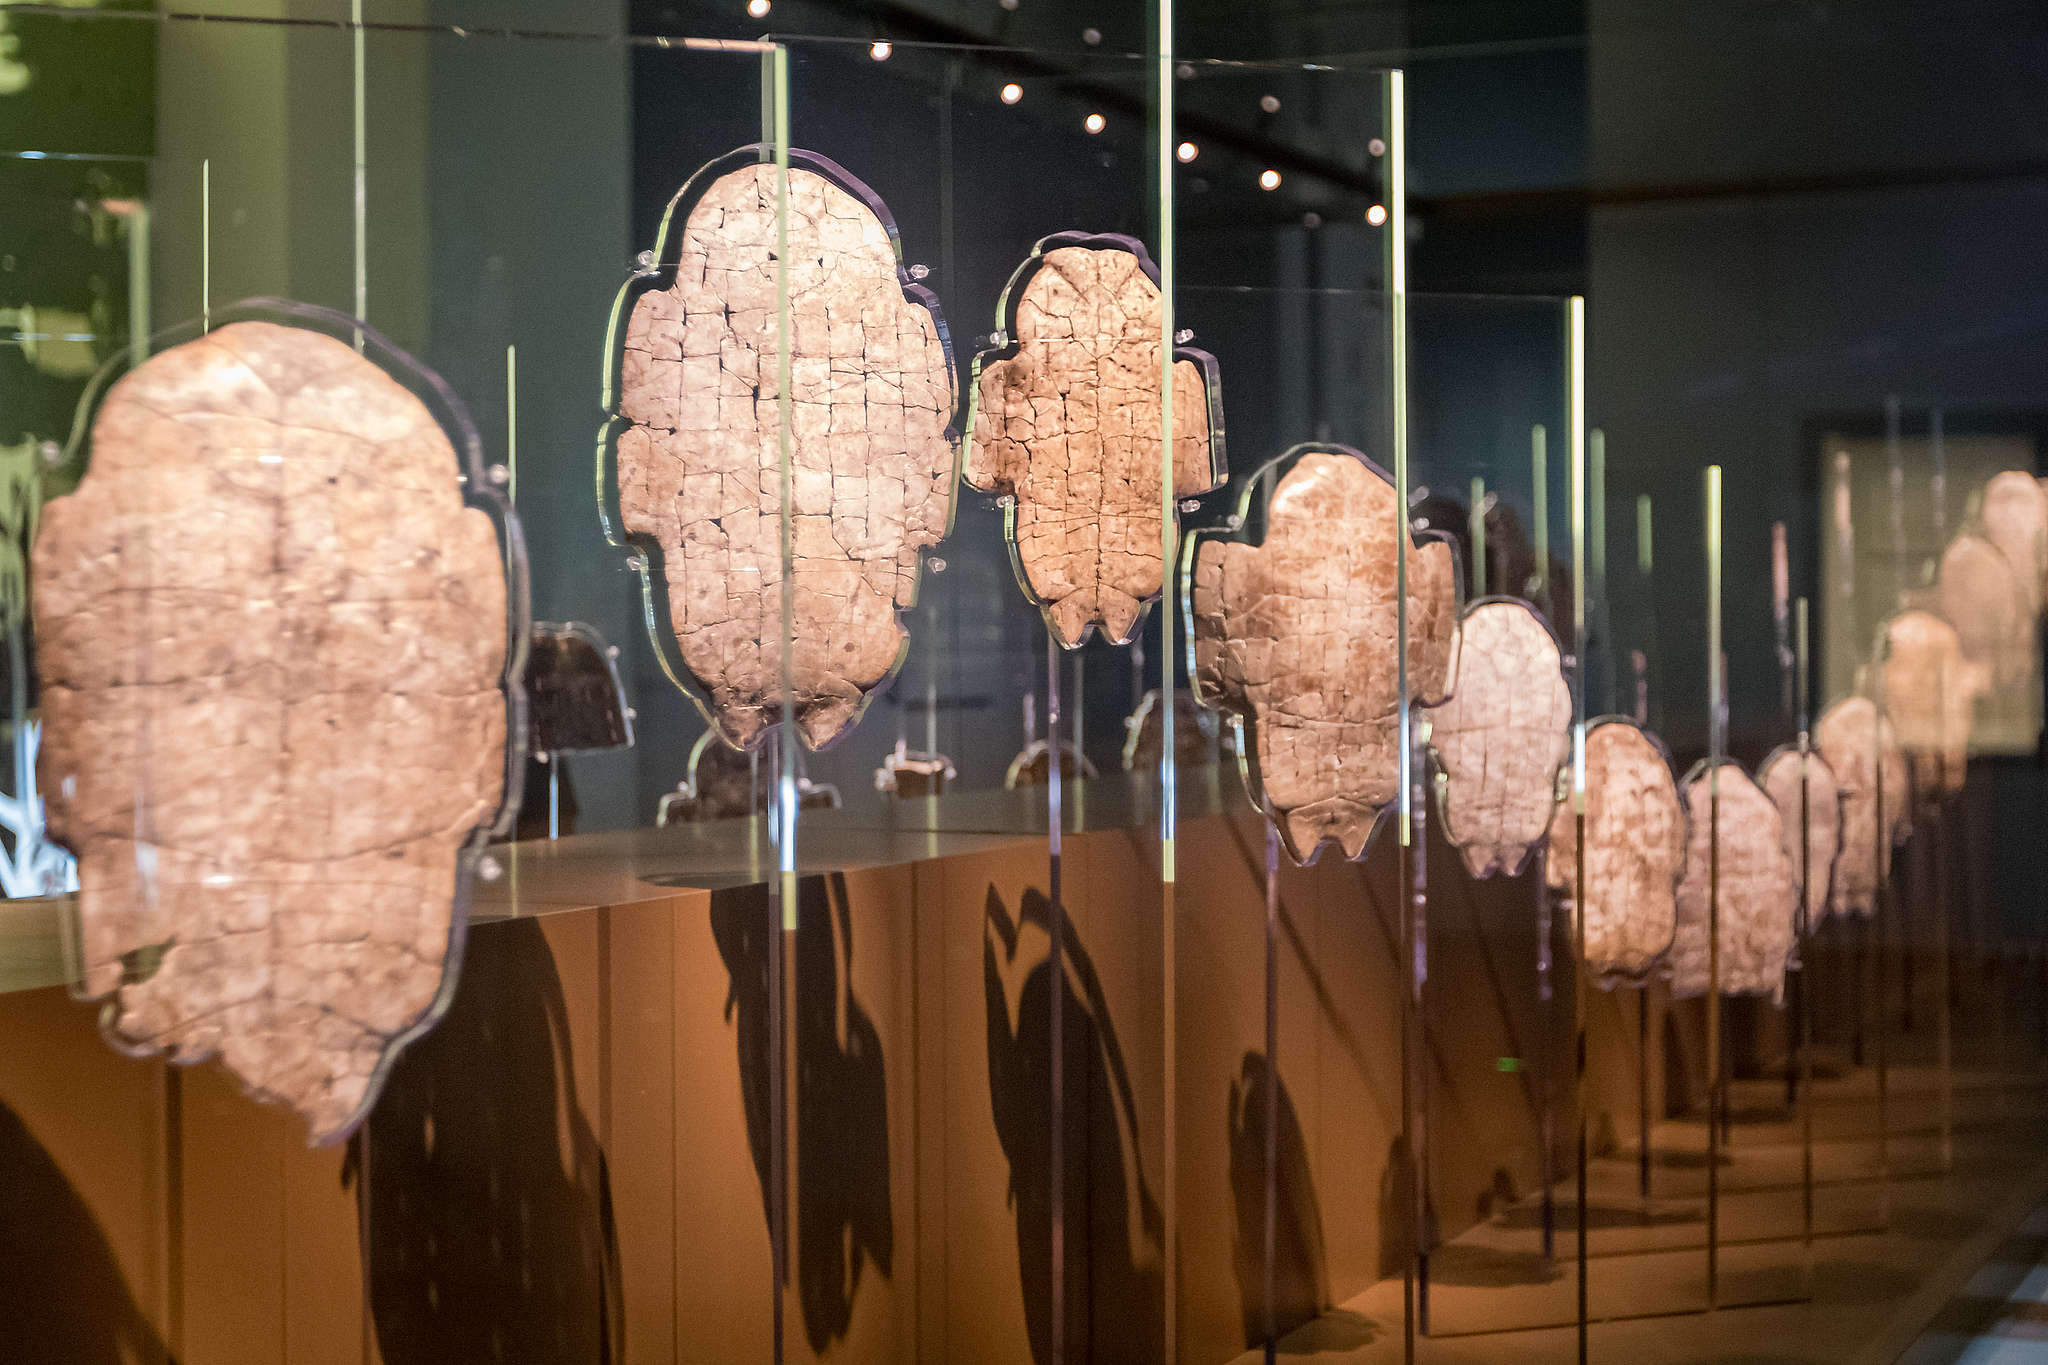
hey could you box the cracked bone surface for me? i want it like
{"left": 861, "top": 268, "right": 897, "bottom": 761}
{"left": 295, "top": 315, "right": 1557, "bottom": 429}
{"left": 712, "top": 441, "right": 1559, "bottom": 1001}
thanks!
{"left": 35, "top": 321, "right": 508, "bottom": 1143}
{"left": 1190, "top": 448, "right": 1456, "bottom": 864}
{"left": 1984, "top": 471, "right": 2046, "bottom": 622}
{"left": 1429, "top": 599, "right": 1571, "bottom": 879}
{"left": 967, "top": 241, "right": 1220, "bottom": 648}
{"left": 1881, "top": 610, "right": 1984, "bottom": 800}
{"left": 1544, "top": 721, "right": 1684, "bottom": 980}
{"left": 1758, "top": 746, "right": 1842, "bottom": 925}
{"left": 2039, "top": 476, "right": 2048, "bottom": 600}
{"left": 1668, "top": 764, "right": 1798, "bottom": 1002}
{"left": 1815, "top": 697, "right": 1908, "bottom": 918}
{"left": 618, "top": 159, "right": 955, "bottom": 751}
{"left": 1937, "top": 532, "right": 2025, "bottom": 687}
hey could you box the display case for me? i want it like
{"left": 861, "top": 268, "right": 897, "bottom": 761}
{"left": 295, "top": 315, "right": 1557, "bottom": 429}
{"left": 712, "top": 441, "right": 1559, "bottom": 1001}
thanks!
{"left": 1, "top": 6, "right": 2045, "bottom": 1365}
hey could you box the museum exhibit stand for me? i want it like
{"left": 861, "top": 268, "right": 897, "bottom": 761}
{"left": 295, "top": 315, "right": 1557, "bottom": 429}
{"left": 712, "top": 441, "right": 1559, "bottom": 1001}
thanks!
{"left": 2, "top": 6, "right": 2046, "bottom": 1364}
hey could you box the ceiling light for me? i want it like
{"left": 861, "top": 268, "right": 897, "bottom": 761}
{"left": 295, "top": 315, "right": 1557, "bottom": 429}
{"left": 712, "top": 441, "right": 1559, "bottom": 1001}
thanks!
{"left": 1082, "top": 27, "right": 1102, "bottom": 44}
{"left": 1085, "top": 113, "right": 1106, "bottom": 133}
{"left": 1369, "top": 137, "right": 1387, "bottom": 157}
{"left": 1001, "top": 82, "right": 1023, "bottom": 104}
{"left": 870, "top": 41, "right": 891, "bottom": 59}
{"left": 1259, "top": 169, "right": 1281, "bottom": 190}
{"left": 1366, "top": 203, "right": 1387, "bottom": 225}
{"left": 1260, "top": 94, "right": 1280, "bottom": 114}
{"left": 746, "top": 0, "right": 769, "bottom": 16}
{"left": 1176, "top": 141, "right": 1197, "bottom": 163}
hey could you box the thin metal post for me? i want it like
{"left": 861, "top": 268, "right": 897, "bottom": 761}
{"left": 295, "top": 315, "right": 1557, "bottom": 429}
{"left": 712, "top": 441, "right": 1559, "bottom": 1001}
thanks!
{"left": 352, "top": 0, "right": 366, "bottom": 345}
{"left": 1639, "top": 985, "right": 1651, "bottom": 1206}
{"left": 507, "top": 345, "right": 518, "bottom": 505}
{"left": 1852, "top": 914, "right": 1866, "bottom": 1067}
{"left": 1797, "top": 599, "right": 1815, "bottom": 1272}
{"left": 1874, "top": 698, "right": 1890, "bottom": 1225}
{"left": 1413, "top": 727, "right": 1431, "bottom": 1336}
{"left": 1569, "top": 295, "right": 1588, "bottom": 1365}
{"left": 766, "top": 730, "right": 787, "bottom": 1365}
{"left": 1706, "top": 465, "right": 1722, "bottom": 1310}
{"left": 1157, "top": 12, "right": 1181, "bottom": 1360}
{"left": 1538, "top": 853, "right": 1555, "bottom": 1264}
{"left": 1470, "top": 477, "right": 1487, "bottom": 596}
{"left": 1047, "top": 633, "right": 1066, "bottom": 1365}
{"left": 1935, "top": 797, "right": 1952, "bottom": 1170}
{"left": 770, "top": 48, "right": 796, "bottom": 1365}
{"left": 1387, "top": 66, "right": 1416, "bottom": 1365}
{"left": 1532, "top": 425, "right": 1549, "bottom": 615}
{"left": 200, "top": 159, "right": 210, "bottom": 334}
{"left": 1264, "top": 822, "right": 1280, "bottom": 1365}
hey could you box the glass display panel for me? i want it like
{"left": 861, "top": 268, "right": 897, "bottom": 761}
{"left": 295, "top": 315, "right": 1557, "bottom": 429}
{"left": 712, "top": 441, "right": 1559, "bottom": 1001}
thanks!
{"left": 0, "top": 9, "right": 2042, "bottom": 1365}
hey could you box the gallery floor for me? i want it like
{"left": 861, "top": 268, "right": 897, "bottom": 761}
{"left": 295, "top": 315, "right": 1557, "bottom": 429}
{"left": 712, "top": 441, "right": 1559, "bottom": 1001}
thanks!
{"left": 1231, "top": 1064, "right": 2048, "bottom": 1364}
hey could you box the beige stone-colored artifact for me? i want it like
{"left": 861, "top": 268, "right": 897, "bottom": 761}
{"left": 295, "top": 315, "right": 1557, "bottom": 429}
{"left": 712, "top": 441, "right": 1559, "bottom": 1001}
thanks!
{"left": 1937, "top": 532, "right": 2025, "bottom": 687}
{"left": 611, "top": 149, "right": 956, "bottom": 752}
{"left": 1189, "top": 446, "right": 1457, "bottom": 864}
{"left": 1667, "top": 763, "right": 1798, "bottom": 1002}
{"left": 1429, "top": 599, "right": 1571, "bottom": 878}
{"left": 1544, "top": 720, "right": 1685, "bottom": 981}
{"left": 36, "top": 320, "right": 510, "bottom": 1144}
{"left": 1758, "top": 745, "right": 1842, "bottom": 922}
{"left": 2038, "top": 476, "right": 2048, "bottom": 600}
{"left": 1983, "top": 472, "right": 2046, "bottom": 621}
{"left": 968, "top": 233, "right": 1224, "bottom": 649}
{"left": 1814, "top": 697, "right": 1907, "bottom": 917}
{"left": 1880, "top": 610, "right": 1984, "bottom": 800}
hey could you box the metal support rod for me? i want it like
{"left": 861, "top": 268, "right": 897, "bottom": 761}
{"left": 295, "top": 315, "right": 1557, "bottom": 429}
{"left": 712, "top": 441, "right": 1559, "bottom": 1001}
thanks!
{"left": 766, "top": 731, "right": 787, "bottom": 1365}
{"left": 351, "top": 0, "right": 366, "bottom": 342}
{"left": 1157, "top": 14, "right": 1181, "bottom": 1360}
{"left": 1935, "top": 797, "right": 1953, "bottom": 1170}
{"left": 1706, "top": 465, "right": 1722, "bottom": 1310}
{"left": 1852, "top": 915, "right": 1866, "bottom": 1067}
{"left": 1797, "top": 598, "right": 1815, "bottom": 1272}
{"left": 1874, "top": 707, "right": 1891, "bottom": 1225}
{"left": 1386, "top": 67, "right": 1416, "bottom": 1365}
{"left": 1785, "top": 949, "right": 1801, "bottom": 1111}
{"left": 1402, "top": 822, "right": 1415, "bottom": 1365}
{"left": 1532, "top": 424, "right": 1549, "bottom": 614}
{"left": 1570, "top": 295, "right": 1588, "bottom": 1365}
{"left": 1047, "top": 632, "right": 1066, "bottom": 1365}
{"left": 1538, "top": 855, "right": 1555, "bottom": 1264}
{"left": 200, "top": 159, "right": 210, "bottom": 334}
{"left": 1574, "top": 809, "right": 1589, "bottom": 1360}
{"left": 1901, "top": 776, "right": 1917, "bottom": 1038}
{"left": 1639, "top": 985, "right": 1651, "bottom": 1206}
{"left": 769, "top": 48, "right": 796, "bottom": 1365}
{"left": 1470, "top": 477, "right": 1487, "bottom": 596}
{"left": 1413, "top": 728, "right": 1431, "bottom": 1336}
{"left": 1264, "top": 823, "right": 1280, "bottom": 1365}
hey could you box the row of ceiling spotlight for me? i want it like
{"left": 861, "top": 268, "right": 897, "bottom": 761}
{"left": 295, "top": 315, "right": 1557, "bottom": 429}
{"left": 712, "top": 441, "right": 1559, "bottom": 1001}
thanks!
{"left": 736, "top": 2, "right": 1386, "bottom": 208}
